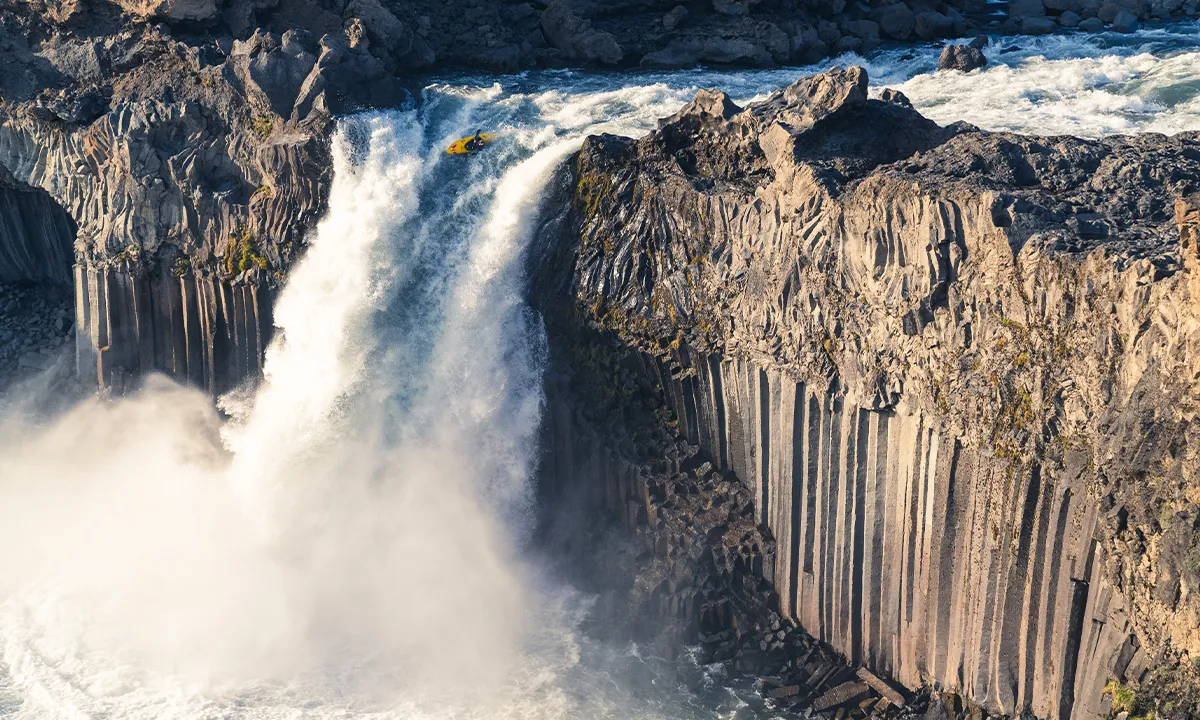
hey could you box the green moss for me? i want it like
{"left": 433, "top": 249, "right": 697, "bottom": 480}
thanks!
{"left": 223, "top": 225, "right": 268, "bottom": 276}
{"left": 1000, "top": 317, "right": 1025, "bottom": 332}
{"left": 250, "top": 115, "right": 274, "bottom": 140}
{"left": 574, "top": 166, "right": 613, "bottom": 224}
{"left": 1105, "top": 680, "right": 1153, "bottom": 720}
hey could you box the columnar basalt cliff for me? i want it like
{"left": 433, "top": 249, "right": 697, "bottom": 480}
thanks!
{"left": 3, "top": 0, "right": 1199, "bottom": 393}
{"left": 0, "top": 6, "right": 349, "bottom": 391}
{"left": 530, "top": 67, "right": 1200, "bottom": 718}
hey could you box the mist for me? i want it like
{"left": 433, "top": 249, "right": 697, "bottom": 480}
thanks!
{"left": 0, "top": 113, "right": 564, "bottom": 716}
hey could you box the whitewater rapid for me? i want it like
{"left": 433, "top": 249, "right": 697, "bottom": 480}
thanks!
{"left": 0, "top": 22, "right": 1199, "bottom": 720}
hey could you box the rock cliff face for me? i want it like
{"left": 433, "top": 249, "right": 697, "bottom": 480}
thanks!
{"left": 4, "top": 0, "right": 1199, "bottom": 395}
{"left": 531, "top": 67, "right": 1200, "bottom": 718}
{"left": 0, "top": 5, "right": 347, "bottom": 392}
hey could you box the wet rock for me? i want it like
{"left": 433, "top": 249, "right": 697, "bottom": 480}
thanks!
{"left": 844, "top": 19, "right": 880, "bottom": 41}
{"left": 712, "top": 0, "right": 751, "bottom": 16}
{"left": 1060, "top": 10, "right": 1083, "bottom": 25}
{"left": 643, "top": 37, "right": 762, "bottom": 68}
{"left": 540, "top": 1, "right": 623, "bottom": 65}
{"left": 1079, "top": 15, "right": 1106, "bottom": 29}
{"left": 878, "top": 88, "right": 912, "bottom": 107}
{"left": 1099, "top": 0, "right": 1124, "bottom": 21}
{"left": 1009, "top": 0, "right": 1047, "bottom": 14}
{"left": 914, "top": 11, "right": 954, "bottom": 39}
{"left": 938, "top": 43, "right": 987, "bottom": 72}
{"left": 344, "top": 0, "right": 411, "bottom": 55}
{"left": 1112, "top": 8, "right": 1141, "bottom": 29}
{"left": 662, "top": 5, "right": 688, "bottom": 32}
{"left": 875, "top": 3, "right": 916, "bottom": 39}
{"left": 1022, "top": 16, "right": 1060, "bottom": 32}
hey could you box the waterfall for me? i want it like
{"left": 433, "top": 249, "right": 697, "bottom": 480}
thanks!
{"left": 0, "top": 26, "right": 1198, "bottom": 715}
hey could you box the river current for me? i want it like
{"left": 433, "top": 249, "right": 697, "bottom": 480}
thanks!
{"left": 0, "top": 24, "right": 1198, "bottom": 720}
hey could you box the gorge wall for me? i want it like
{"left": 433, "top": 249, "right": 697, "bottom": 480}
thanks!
{"left": 530, "top": 67, "right": 1200, "bottom": 718}
{"left": 4, "top": 0, "right": 1199, "bottom": 393}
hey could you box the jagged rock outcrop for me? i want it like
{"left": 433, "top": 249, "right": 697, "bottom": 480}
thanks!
{"left": 531, "top": 66, "right": 1200, "bottom": 719}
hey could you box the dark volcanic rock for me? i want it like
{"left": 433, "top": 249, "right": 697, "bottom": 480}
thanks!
{"left": 938, "top": 43, "right": 988, "bottom": 72}
{"left": 541, "top": 0, "right": 624, "bottom": 65}
{"left": 1113, "top": 8, "right": 1142, "bottom": 30}
{"left": 531, "top": 65, "right": 1200, "bottom": 720}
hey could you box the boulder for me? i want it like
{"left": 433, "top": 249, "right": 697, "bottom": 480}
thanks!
{"left": 1008, "top": 0, "right": 1047, "bottom": 15}
{"left": 744, "top": 65, "right": 869, "bottom": 133}
{"left": 663, "top": 5, "right": 688, "bottom": 31}
{"left": 641, "top": 36, "right": 772, "bottom": 68}
{"left": 712, "top": 0, "right": 750, "bottom": 16}
{"left": 836, "top": 36, "right": 861, "bottom": 53}
{"left": 1112, "top": 8, "right": 1140, "bottom": 28}
{"left": 875, "top": 3, "right": 915, "bottom": 40}
{"left": 817, "top": 20, "right": 841, "bottom": 47}
{"left": 1098, "top": 1, "right": 1122, "bottom": 21}
{"left": 1022, "top": 16, "right": 1060, "bottom": 32}
{"left": 343, "top": 0, "right": 411, "bottom": 55}
{"left": 271, "top": 0, "right": 342, "bottom": 37}
{"left": 843, "top": 19, "right": 879, "bottom": 41}
{"left": 1044, "top": 0, "right": 1082, "bottom": 10}
{"left": 1059, "top": 10, "right": 1083, "bottom": 25}
{"left": 541, "top": 1, "right": 623, "bottom": 65}
{"left": 969, "top": 35, "right": 989, "bottom": 49}
{"left": 37, "top": 37, "right": 106, "bottom": 83}
{"left": 31, "top": 86, "right": 109, "bottom": 124}
{"left": 1150, "top": 0, "right": 1186, "bottom": 16}
{"left": 938, "top": 44, "right": 987, "bottom": 72}
{"left": 914, "top": 11, "right": 954, "bottom": 39}
{"left": 878, "top": 88, "right": 911, "bottom": 106}
{"left": 1079, "top": 15, "right": 1106, "bottom": 28}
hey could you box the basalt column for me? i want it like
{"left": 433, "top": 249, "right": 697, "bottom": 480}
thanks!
{"left": 0, "top": 171, "right": 76, "bottom": 287}
{"left": 655, "top": 349, "right": 1146, "bottom": 720}
{"left": 74, "top": 265, "right": 273, "bottom": 396}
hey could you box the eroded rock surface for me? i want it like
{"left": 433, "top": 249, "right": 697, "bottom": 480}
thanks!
{"left": 531, "top": 66, "right": 1200, "bottom": 719}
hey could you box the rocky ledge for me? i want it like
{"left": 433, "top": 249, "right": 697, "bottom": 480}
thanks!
{"left": 530, "top": 66, "right": 1200, "bottom": 719}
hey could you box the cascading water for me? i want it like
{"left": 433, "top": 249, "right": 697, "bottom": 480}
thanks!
{"left": 0, "top": 22, "right": 1199, "bottom": 719}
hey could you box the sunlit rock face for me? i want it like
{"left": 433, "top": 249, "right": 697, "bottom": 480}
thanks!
{"left": 531, "top": 65, "right": 1200, "bottom": 719}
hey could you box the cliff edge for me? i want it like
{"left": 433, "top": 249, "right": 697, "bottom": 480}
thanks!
{"left": 531, "top": 66, "right": 1200, "bottom": 718}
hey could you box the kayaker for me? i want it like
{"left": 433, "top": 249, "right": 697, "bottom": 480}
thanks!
{"left": 465, "top": 130, "right": 485, "bottom": 152}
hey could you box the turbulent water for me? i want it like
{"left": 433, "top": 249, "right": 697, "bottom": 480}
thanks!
{"left": 0, "top": 24, "right": 1198, "bottom": 720}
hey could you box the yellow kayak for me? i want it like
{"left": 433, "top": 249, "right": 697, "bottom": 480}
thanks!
{"left": 446, "top": 133, "right": 498, "bottom": 155}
